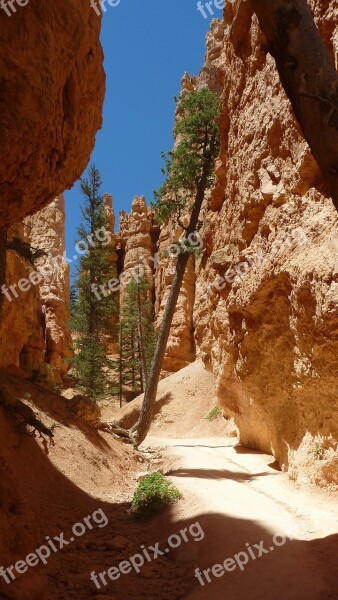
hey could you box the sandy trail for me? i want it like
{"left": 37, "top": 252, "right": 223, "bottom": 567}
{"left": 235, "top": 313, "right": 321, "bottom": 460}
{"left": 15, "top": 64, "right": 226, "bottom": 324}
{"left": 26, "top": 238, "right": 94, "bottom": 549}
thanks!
{"left": 143, "top": 436, "right": 338, "bottom": 600}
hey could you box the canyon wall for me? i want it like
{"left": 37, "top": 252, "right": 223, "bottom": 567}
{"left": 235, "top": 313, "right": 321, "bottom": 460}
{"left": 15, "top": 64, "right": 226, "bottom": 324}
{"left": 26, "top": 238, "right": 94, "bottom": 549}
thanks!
{"left": 116, "top": 195, "right": 195, "bottom": 373}
{"left": 0, "top": 1, "right": 104, "bottom": 228}
{"left": 152, "top": 20, "right": 226, "bottom": 373}
{"left": 196, "top": 5, "right": 338, "bottom": 487}
{"left": 0, "top": 196, "right": 72, "bottom": 384}
{"left": 152, "top": 7, "right": 338, "bottom": 487}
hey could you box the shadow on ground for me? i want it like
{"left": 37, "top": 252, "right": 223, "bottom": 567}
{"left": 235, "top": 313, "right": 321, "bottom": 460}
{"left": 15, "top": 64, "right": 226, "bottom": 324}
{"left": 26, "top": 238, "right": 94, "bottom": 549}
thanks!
{"left": 0, "top": 390, "right": 337, "bottom": 600}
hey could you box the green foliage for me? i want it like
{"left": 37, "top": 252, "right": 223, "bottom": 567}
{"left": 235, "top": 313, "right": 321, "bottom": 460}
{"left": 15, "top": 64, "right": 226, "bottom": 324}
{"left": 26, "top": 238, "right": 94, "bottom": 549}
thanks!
{"left": 7, "top": 237, "right": 47, "bottom": 266}
{"left": 206, "top": 405, "right": 222, "bottom": 421}
{"left": 117, "top": 273, "right": 156, "bottom": 399}
{"left": 70, "top": 165, "right": 117, "bottom": 400}
{"left": 131, "top": 472, "right": 182, "bottom": 517}
{"left": 152, "top": 88, "right": 220, "bottom": 226}
{"left": 70, "top": 287, "right": 78, "bottom": 318}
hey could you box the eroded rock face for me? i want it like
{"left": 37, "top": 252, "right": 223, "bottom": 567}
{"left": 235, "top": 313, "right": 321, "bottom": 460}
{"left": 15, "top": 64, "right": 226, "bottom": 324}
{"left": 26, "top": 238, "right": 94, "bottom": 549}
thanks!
{"left": 0, "top": 196, "right": 72, "bottom": 383}
{"left": 155, "top": 225, "right": 196, "bottom": 372}
{"left": 117, "top": 196, "right": 157, "bottom": 293}
{"left": 150, "top": 6, "right": 337, "bottom": 486}
{"left": 153, "top": 20, "right": 226, "bottom": 373}
{"left": 0, "top": 2, "right": 105, "bottom": 228}
{"left": 191, "top": 5, "right": 338, "bottom": 487}
{"left": 24, "top": 195, "right": 73, "bottom": 380}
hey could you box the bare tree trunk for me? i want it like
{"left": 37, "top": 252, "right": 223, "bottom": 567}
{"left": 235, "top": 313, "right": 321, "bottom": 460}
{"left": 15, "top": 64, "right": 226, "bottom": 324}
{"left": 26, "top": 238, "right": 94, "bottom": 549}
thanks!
{"left": 131, "top": 325, "right": 136, "bottom": 394}
{"left": 137, "top": 333, "right": 144, "bottom": 394}
{"left": 130, "top": 184, "right": 205, "bottom": 446}
{"left": 251, "top": 0, "right": 338, "bottom": 209}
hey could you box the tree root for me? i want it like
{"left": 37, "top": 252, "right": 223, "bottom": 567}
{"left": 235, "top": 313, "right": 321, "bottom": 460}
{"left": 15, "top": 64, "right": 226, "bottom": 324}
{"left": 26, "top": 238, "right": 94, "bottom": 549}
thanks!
{"left": 98, "top": 420, "right": 141, "bottom": 448}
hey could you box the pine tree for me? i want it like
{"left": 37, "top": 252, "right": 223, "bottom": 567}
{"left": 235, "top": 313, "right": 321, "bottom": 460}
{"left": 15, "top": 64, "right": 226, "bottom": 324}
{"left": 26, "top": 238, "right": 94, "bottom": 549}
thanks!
{"left": 118, "top": 272, "right": 156, "bottom": 404}
{"left": 71, "top": 165, "right": 117, "bottom": 400}
{"left": 129, "top": 89, "right": 220, "bottom": 445}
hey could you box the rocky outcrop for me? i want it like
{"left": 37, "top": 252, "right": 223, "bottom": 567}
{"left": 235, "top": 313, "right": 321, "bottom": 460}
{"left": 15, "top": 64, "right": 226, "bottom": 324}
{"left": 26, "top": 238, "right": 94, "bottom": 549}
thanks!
{"left": 153, "top": 20, "right": 226, "bottom": 373}
{"left": 0, "top": 2, "right": 104, "bottom": 228}
{"left": 147, "top": 5, "right": 337, "bottom": 487}
{"left": 188, "top": 4, "right": 338, "bottom": 488}
{"left": 0, "top": 196, "right": 72, "bottom": 384}
{"left": 24, "top": 195, "right": 73, "bottom": 380}
{"left": 154, "top": 225, "right": 196, "bottom": 372}
{"left": 117, "top": 196, "right": 158, "bottom": 293}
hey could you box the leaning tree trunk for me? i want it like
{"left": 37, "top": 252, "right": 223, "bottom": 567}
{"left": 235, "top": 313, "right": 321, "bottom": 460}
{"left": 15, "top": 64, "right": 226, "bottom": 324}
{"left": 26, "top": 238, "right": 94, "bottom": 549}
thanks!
{"left": 130, "top": 183, "right": 206, "bottom": 446}
{"left": 251, "top": 0, "right": 338, "bottom": 210}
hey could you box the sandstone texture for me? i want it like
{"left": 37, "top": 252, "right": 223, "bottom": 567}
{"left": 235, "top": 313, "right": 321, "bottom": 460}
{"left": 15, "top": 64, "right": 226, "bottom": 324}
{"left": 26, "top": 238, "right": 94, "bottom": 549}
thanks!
{"left": 154, "top": 225, "right": 197, "bottom": 372}
{"left": 150, "top": 7, "right": 338, "bottom": 487}
{"left": 117, "top": 195, "right": 158, "bottom": 295}
{"left": 116, "top": 195, "right": 196, "bottom": 373}
{"left": 152, "top": 20, "right": 226, "bottom": 373}
{"left": 0, "top": 1, "right": 105, "bottom": 228}
{"left": 189, "top": 5, "right": 338, "bottom": 487}
{"left": 0, "top": 196, "right": 72, "bottom": 383}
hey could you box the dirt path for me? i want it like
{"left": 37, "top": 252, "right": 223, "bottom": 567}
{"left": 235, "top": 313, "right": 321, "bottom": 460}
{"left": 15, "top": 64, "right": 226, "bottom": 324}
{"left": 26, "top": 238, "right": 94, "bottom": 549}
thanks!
{"left": 2, "top": 366, "right": 337, "bottom": 600}
{"left": 142, "top": 436, "right": 338, "bottom": 600}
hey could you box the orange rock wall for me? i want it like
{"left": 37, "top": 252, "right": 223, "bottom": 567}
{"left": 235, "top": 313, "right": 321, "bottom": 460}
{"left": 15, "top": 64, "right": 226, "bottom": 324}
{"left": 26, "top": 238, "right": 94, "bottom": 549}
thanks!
{"left": 149, "top": 6, "right": 338, "bottom": 485}
{"left": 0, "top": 1, "right": 105, "bottom": 228}
{"left": 190, "top": 4, "right": 338, "bottom": 486}
{"left": 0, "top": 196, "right": 72, "bottom": 383}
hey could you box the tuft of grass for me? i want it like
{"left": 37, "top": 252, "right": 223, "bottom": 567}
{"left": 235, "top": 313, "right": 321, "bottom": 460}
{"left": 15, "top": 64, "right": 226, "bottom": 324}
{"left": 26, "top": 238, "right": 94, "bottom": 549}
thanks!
{"left": 206, "top": 405, "right": 222, "bottom": 421}
{"left": 131, "top": 472, "right": 182, "bottom": 518}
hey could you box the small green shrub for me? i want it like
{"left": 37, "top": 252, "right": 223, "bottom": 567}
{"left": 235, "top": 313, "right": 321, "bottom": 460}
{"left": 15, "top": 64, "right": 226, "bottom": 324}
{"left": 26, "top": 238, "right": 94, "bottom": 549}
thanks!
{"left": 131, "top": 472, "right": 182, "bottom": 517}
{"left": 206, "top": 405, "right": 222, "bottom": 421}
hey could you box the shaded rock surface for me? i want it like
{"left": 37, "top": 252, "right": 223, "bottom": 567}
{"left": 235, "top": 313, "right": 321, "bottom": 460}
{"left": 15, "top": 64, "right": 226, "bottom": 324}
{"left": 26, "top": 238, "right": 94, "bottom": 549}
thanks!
{"left": 0, "top": 1, "right": 105, "bottom": 228}
{"left": 0, "top": 196, "right": 72, "bottom": 383}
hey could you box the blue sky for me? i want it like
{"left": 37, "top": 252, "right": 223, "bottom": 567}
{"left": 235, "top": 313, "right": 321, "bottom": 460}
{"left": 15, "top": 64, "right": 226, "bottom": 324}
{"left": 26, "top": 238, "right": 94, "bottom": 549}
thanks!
{"left": 65, "top": 0, "right": 218, "bottom": 272}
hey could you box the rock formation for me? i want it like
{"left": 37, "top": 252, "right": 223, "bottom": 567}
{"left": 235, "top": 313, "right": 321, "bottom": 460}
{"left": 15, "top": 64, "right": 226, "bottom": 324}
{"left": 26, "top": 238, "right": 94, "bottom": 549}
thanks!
{"left": 189, "top": 4, "right": 337, "bottom": 488}
{"left": 154, "top": 224, "right": 197, "bottom": 372}
{"left": 136, "top": 6, "right": 337, "bottom": 487}
{"left": 103, "top": 7, "right": 338, "bottom": 487}
{"left": 152, "top": 20, "right": 226, "bottom": 373}
{"left": 0, "top": 196, "right": 72, "bottom": 384}
{"left": 1, "top": 1, "right": 333, "bottom": 491}
{"left": 117, "top": 196, "right": 158, "bottom": 295}
{"left": 0, "top": 2, "right": 105, "bottom": 228}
